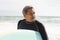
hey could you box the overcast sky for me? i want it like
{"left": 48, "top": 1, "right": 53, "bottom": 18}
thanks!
{"left": 0, "top": 0, "right": 60, "bottom": 16}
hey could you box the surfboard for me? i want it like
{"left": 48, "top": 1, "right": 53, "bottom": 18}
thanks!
{"left": 1, "top": 30, "right": 42, "bottom": 40}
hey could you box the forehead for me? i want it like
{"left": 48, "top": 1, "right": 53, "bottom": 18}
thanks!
{"left": 27, "top": 9, "right": 34, "bottom": 12}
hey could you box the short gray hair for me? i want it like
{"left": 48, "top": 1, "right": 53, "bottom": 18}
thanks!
{"left": 22, "top": 6, "right": 33, "bottom": 14}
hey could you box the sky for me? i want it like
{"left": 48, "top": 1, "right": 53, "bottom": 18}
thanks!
{"left": 0, "top": 0, "right": 60, "bottom": 16}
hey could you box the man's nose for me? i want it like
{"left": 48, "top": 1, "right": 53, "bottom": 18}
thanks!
{"left": 32, "top": 14, "right": 35, "bottom": 17}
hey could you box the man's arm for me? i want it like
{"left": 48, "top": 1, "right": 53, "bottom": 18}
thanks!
{"left": 17, "top": 20, "right": 24, "bottom": 29}
{"left": 37, "top": 22, "right": 48, "bottom": 40}
{"left": 17, "top": 19, "right": 25, "bottom": 29}
{"left": 17, "top": 20, "right": 21, "bottom": 29}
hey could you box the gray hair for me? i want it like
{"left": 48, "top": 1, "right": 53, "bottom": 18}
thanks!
{"left": 22, "top": 6, "right": 33, "bottom": 14}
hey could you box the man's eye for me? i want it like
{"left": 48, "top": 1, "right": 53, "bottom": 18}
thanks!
{"left": 32, "top": 12, "right": 35, "bottom": 14}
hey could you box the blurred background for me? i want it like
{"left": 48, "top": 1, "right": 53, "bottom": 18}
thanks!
{"left": 0, "top": 0, "right": 60, "bottom": 40}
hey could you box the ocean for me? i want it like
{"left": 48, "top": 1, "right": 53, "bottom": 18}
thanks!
{"left": 0, "top": 16, "right": 60, "bottom": 23}
{"left": 0, "top": 16, "right": 60, "bottom": 40}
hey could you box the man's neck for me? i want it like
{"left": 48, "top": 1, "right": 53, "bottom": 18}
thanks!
{"left": 25, "top": 19, "right": 35, "bottom": 23}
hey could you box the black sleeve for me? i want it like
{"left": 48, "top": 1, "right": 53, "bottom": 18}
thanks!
{"left": 17, "top": 20, "right": 21, "bottom": 29}
{"left": 38, "top": 22, "right": 48, "bottom": 40}
{"left": 17, "top": 19, "right": 24, "bottom": 29}
{"left": 17, "top": 20, "right": 24, "bottom": 29}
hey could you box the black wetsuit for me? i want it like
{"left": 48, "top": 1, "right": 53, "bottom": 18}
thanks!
{"left": 17, "top": 19, "right": 48, "bottom": 40}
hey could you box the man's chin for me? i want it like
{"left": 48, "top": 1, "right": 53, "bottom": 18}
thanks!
{"left": 32, "top": 19, "right": 36, "bottom": 22}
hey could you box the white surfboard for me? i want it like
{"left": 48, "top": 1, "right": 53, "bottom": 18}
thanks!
{"left": 1, "top": 29, "right": 42, "bottom": 40}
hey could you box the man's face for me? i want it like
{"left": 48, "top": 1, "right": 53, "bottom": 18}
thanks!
{"left": 24, "top": 9, "right": 35, "bottom": 21}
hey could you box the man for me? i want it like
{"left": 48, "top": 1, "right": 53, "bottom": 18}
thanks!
{"left": 17, "top": 6, "right": 48, "bottom": 40}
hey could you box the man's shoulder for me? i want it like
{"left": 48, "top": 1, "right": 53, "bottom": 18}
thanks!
{"left": 36, "top": 20, "right": 42, "bottom": 25}
{"left": 36, "top": 20, "right": 44, "bottom": 29}
{"left": 18, "top": 19, "right": 25, "bottom": 24}
{"left": 36, "top": 20, "right": 44, "bottom": 27}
